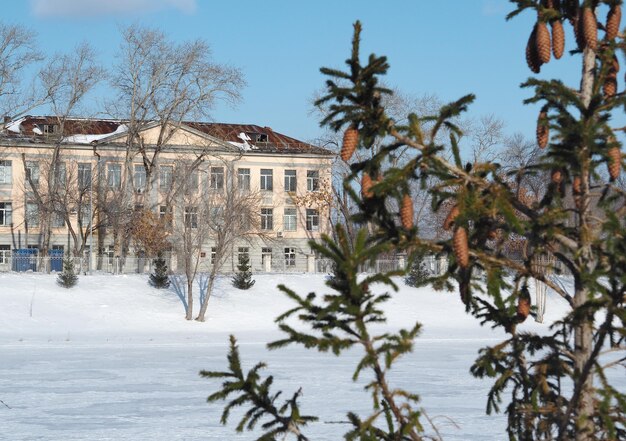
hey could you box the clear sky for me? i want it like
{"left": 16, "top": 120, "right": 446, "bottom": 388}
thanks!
{"left": 4, "top": 0, "right": 584, "bottom": 144}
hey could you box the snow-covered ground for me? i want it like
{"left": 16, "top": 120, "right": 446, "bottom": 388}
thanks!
{"left": 0, "top": 273, "right": 620, "bottom": 440}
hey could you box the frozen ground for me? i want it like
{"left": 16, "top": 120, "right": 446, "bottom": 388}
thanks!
{"left": 0, "top": 273, "right": 622, "bottom": 440}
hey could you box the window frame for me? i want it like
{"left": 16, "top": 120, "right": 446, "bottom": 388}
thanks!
{"left": 237, "top": 168, "right": 251, "bottom": 191}
{"left": 260, "top": 169, "right": 273, "bottom": 192}
{"left": 283, "top": 207, "right": 297, "bottom": 231}
{"left": 210, "top": 166, "right": 224, "bottom": 190}
{"left": 306, "top": 208, "right": 320, "bottom": 231}
{"left": 0, "top": 202, "right": 12, "bottom": 226}
{"left": 284, "top": 247, "right": 296, "bottom": 267}
{"left": 284, "top": 169, "right": 297, "bottom": 192}
{"left": 307, "top": 170, "right": 320, "bottom": 192}
{"left": 261, "top": 207, "right": 273, "bottom": 230}
{"left": 107, "top": 163, "right": 122, "bottom": 189}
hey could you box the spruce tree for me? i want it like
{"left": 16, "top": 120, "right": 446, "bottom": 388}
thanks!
{"left": 57, "top": 256, "right": 78, "bottom": 288}
{"left": 232, "top": 254, "right": 255, "bottom": 290}
{"left": 149, "top": 252, "right": 170, "bottom": 289}
{"left": 404, "top": 254, "right": 429, "bottom": 288}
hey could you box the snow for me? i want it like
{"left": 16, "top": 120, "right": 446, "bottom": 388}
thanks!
{"left": 0, "top": 273, "right": 621, "bottom": 440}
{"left": 63, "top": 124, "right": 127, "bottom": 144}
{"left": 5, "top": 117, "right": 26, "bottom": 133}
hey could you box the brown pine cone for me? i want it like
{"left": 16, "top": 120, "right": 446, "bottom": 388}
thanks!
{"left": 453, "top": 226, "right": 469, "bottom": 269}
{"left": 341, "top": 126, "right": 358, "bottom": 162}
{"left": 608, "top": 146, "right": 622, "bottom": 180}
{"left": 526, "top": 26, "right": 542, "bottom": 73}
{"left": 582, "top": 7, "right": 597, "bottom": 50}
{"left": 551, "top": 169, "right": 563, "bottom": 184}
{"left": 572, "top": 176, "right": 582, "bottom": 195}
{"left": 536, "top": 22, "right": 551, "bottom": 63}
{"left": 361, "top": 172, "right": 373, "bottom": 198}
{"left": 606, "top": 5, "right": 622, "bottom": 40}
{"left": 603, "top": 77, "right": 617, "bottom": 99}
{"left": 537, "top": 110, "right": 549, "bottom": 148}
{"left": 517, "top": 296, "right": 531, "bottom": 321}
{"left": 400, "top": 194, "right": 413, "bottom": 229}
{"left": 551, "top": 20, "right": 565, "bottom": 59}
{"left": 443, "top": 205, "right": 460, "bottom": 231}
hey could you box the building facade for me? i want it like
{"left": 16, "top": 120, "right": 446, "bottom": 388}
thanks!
{"left": 0, "top": 116, "right": 334, "bottom": 273}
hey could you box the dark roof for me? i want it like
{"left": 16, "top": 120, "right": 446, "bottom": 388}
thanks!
{"left": 2, "top": 116, "right": 334, "bottom": 156}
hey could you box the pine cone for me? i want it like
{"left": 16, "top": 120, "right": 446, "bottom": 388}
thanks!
{"left": 572, "top": 176, "right": 582, "bottom": 195}
{"left": 443, "top": 205, "right": 460, "bottom": 231}
{"left": 535, "top": 22, "right": 551, "bottom": 63}
{"left": 361, "top": 172, "right": 373, "bottom": 198}
{"left": 341, "top": 126, "right": 358, "bottom": 162}
{"left": 606, "top": 5, "right": 622, "bottom": 40}
{"left": 400, "top": 194, "right": 413, "bottom": 229}
{"left": 517, "top": 296, "right": 531, "bottom": 321}
{"left": 551, "top": 20, "right": 565, "bottom": 59}
{"left": 537, "top": 110, "right": 549, "bottom": 148}
{"left": 608, "top": 146, "right": 622, "bottom": 180}
{"left": 582, "top": 7, "right": 597, "bottom": 50}
{"left": 603, "top": 77, "right": 617, "bottom": 99}
{"left": 551, "top": 169, "right": 563, "bottom": 184}
{"left": 453, "top": 226, "right": 469, "bottom": 269}
{"left": 526, "top": 26, "right": 542, "bottom": 73}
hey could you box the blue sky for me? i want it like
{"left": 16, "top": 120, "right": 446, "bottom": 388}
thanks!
{"left": 4, "top": 0, "right": 583, "bottom": 143}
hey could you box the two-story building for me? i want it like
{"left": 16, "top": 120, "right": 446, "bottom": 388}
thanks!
{"left": 0, "top": 116, "right": 334, "bottom": 273}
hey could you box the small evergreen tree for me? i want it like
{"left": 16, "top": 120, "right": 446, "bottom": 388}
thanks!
{"left": 404, "top": 253, "right": 429, "bottom": 288}
{"left": 232, "top": 254, "right": 255, "bottom": 290}
{"left": 149, "top": 252, "right": 170, "bottom": 289}
{"left": 57, "top": 256, "right": 78, "bottom": 288}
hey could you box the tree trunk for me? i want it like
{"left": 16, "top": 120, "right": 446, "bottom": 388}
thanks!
{"left": 195, "top": 272, "right": 216, "bottom": 322}
{"left": 185, "top": 276, "right": 194, "bottom": 320}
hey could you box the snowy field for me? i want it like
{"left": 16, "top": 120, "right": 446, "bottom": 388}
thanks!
{"left": 0, "top": 273, "right": 622, "bottom": 440}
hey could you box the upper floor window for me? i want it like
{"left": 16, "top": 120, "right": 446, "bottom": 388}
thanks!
{"left": 52, "top": 211, "right": 65, "bottom": 228}
{"left": 284, "top": 170, "right": 297, "bottom": 192}
{"left": 307, "top": 170, "right": 319, "bottom": 192}
{"left": 26, "top": 202, "right": 40, "bottom": 227}
{"left": 0, "top": 202, "right": 12, "bottom": 226}
{"left": 78, "top": 163, "right": 91, "bottom": 190}
{"left": 160, "top": 165, "right": 173, "bottom": 191}
{"left": 306, "top": 208, "right": 319, "bottom": 231}
{"left": 283, "top": 208, "right": 297, "bottom": 231}
{"left": 107, "top": 163, "right": 122, "bottom": 189}
{"left": 55, "top": 162, "right": 66, "bottom": 187}
{"left": 210, "top": 166, "right": 224, "bottom": 190}
{"left": 238, "top": 168, "right": 251, "bottom": 191}
{"left": 159, "top": 205, "right": 173, "bottom": 229}
{"left": 134, "top": 164, "right": 146, "bottom": 190}
{"left": 0, "top": 161, "right": 11, "bottom": 184}
{"left": 261, "top": 208, "right": 273, "bottom": 230}
{"left": 184, "top": 206, "right": 198, "bottom": 228}
{"left": 260, "top": 169, "right": 273, "bottom": 191}
{"left": 25, "top": 161, "right": 40, "bottom": 185}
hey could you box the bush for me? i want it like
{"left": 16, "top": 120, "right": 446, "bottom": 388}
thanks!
{"left": 149, "top": 253, "right": 170, "bottom": 289}
{"left": 232, "top": 254, "right": 255, "bottom": 290}
{"left": 57, "top": 256, "right": 78, "bottom": 288}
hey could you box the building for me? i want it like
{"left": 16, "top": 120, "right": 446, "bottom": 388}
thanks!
{"left": 0, "top": 116, "right": 334, "bottom": 273}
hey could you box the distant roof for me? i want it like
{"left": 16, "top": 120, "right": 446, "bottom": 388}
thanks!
{"left": 1, "top": 116, "right": 334, "bottom": 156}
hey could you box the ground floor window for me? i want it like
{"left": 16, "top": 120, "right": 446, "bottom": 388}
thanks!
{"left": 0, "top": 245, "right": 10, "bottom": 264}
{"left": 238, "top": 247, "right": 250, "bottom": 265}
{"left": 284, "top": 247, "right": 296, "bottom": 267}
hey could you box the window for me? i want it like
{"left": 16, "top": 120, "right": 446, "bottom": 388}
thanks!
{"left": 26, "top": 202, "right": 39, "bottom": 227}
{"left": 78, "top": 163, "right": 91, "bottom": 189}
{"left": 0, "top": 203, "right": 10, "bottom": 226}
{"left": 307, "top": 170, "right": 319, "bottom": 192}
{"left": 186, "top": 171, "right": 199, "bottom": 194}
{"left": 52, "top": 211, "right": 65, "bottom": 228}
{"left": 107, "top": 163, "right": 122, "bottom": 189}
{"left": 211, "top": 247, "right": 216, "bottom": 265}
{"left": 43, "top": 124, "right": 58, "bottom": 135}
{"left": 79, "top": 203, "right": 91, "bottom": 226}
{"left": 284, "top": 169, "right": 297, "bottom": 192}
{"left": 134, "top": 165, "right": 146, "bottom": 190}
{"left": 283, "top": 208, "right": 297, "bottom": 231}
{"left": 238, "top": 247, "right": 250, "bottom": 265}
{"left": 0, "top": 245, "right": 10, "bottom": 264}
{"left": 306, "top": 209, "right": 320, "bottom": 231}
{"left": 238, "top": 168, "right": 250, "bottom": 191}
{"left": 239, "top": 212, "right": 250, "bottom": 231}
{"left": 210, "top": 166, "right": 224, "bottom": 190}
{"left": 284, "top": 247, "right": 296, "bottom": 267}
{"left": 184, "top": 206, "right": 198, "bottom": 228}
{"left": 210, "top": 206, "right": 224, "bottom": 226}
{"left": 25, "top": 161, "right": 40, "bottom": 185}
{"left": 55, "top": 162, "right": 66, "bottom": 186}
{"left": 0, "top": 160, "right": 11, "bottom": 184}
{"left": 261, "top": 208, "right": 273, "bottom": 230}
{"left": 260, "top": 169, "right": 273, "bottom": 191}
{"left": 160, "top": 165, "right": 173, "bottom": 191}
{"left": 159, "top": 205, "right": 172, "bottom": 228}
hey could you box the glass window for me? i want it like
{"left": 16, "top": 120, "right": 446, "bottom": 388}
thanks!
{"left": 306, "top": 209, "right": 319, "bottom": 231}
{"left": 52, "top": 211, "right": 65, "bottom": 228}
{"left": 284, "top": 247, "right": 296, "bottom": 267}
{"left": 79, "top": 203, "right": 91, "bottom": 226}
{"left": 160, "top": 165, "right": 173, "bottom": 191}
{"left": 307, "top": 170, "right": 319, "bottom": 192}
{"left": 0, "top": 160, "right": 11, "bottom": 184}
{"left": 134, "top": 164, "right": 146, "bottom": 190}
{"left": 186, "top": 170, "right": 199, "bottom": 194}
{"left": 238, "top": 168, "right": 250, "bottom": 191}
{"left": 210, "top": 206, "right": 224, "bottom": 226}
{"left": 0, "top": 202, "right": 12, "bottom": 225}
{"left": 107, "top": 163, "right": 122, "bottom": 189}
{"left": 283, "top": 208, "right": 297, "bottom": 231}
{"left": 261, "top": 208, "right": 273, "bottom": 230}
{"left": 210, "top": 166, "right": 224, "bottom": 190}
{"left": 55, "top": 162, "right": 66, "bottom": 186}
{"left": 26, "top": 202, "right": 39, "bottom": 227}
{"left": 238, "top": 247, "right": 249, "bottom": 265}
{"left": 25, "top": 161, "right": 40, "bottom": 185}
{"left": 260, "top": 169, "right": 273, "bottom": 191}
{"left": 159, "top": 205, "right": 172, "bottom": 228}
{"left": 211, "top": 247, "right": 216, "bottom": 265}
{"left": 78, "top": 163, "right": 91, "bottom": 189}
{"left": 284, "top": 169, "right": 297, "bottom": 192}
{"left": 184, "top": 206, "right": 198, "bottom": 228}
{"left": 0, "top": 244, "right": 10, "bottom": 264}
